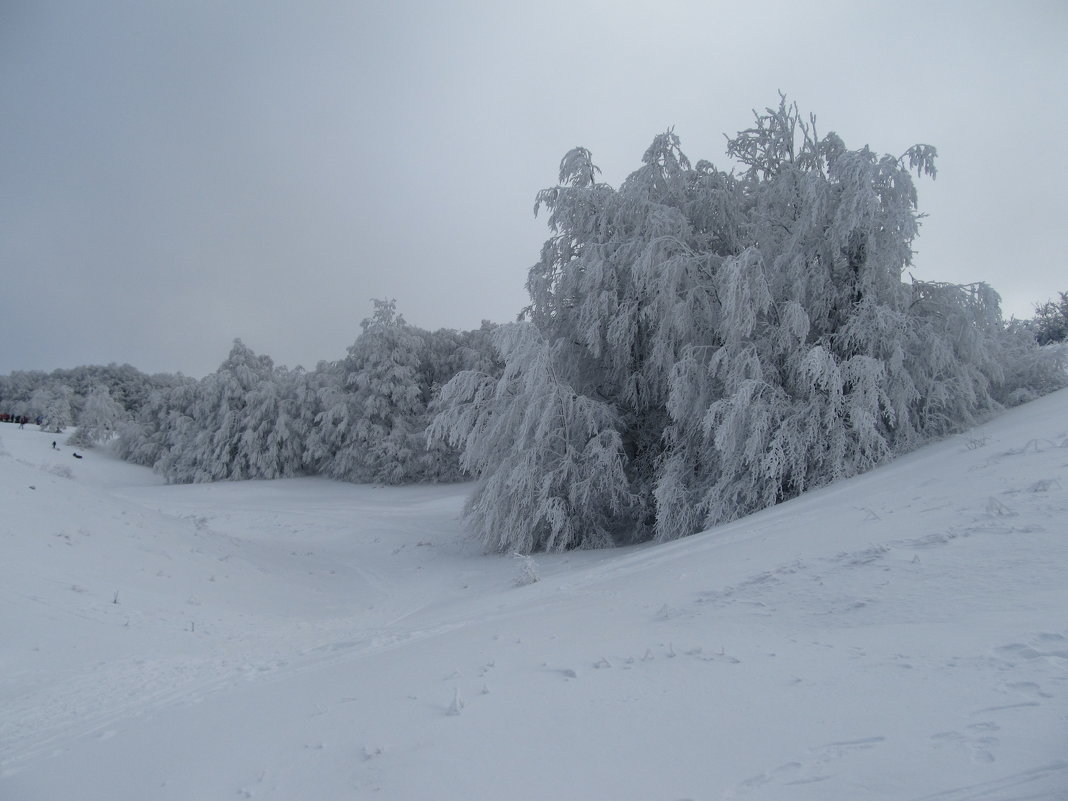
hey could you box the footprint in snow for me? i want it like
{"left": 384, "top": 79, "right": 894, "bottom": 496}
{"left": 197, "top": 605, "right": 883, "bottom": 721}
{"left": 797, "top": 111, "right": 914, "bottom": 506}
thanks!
{"left": 931, "top": 726, "right": 999, "bottom": 764}
{"left": 542, "top": 666, "right": 578, "bottom": 679}
{"left": 738, "top": 761, "right": 803, "bottom": 789}
{"left": 1007, "top": 680, "right": 1053, "bottom": 699}
{"left": 736, "top": 737, "right": 885, "bottom": 794}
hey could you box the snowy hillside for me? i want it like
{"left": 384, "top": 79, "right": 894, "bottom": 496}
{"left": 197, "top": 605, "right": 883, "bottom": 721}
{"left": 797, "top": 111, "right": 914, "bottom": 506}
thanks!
{"left": 2, "top": 390, "right": 1067, "bottom": 800}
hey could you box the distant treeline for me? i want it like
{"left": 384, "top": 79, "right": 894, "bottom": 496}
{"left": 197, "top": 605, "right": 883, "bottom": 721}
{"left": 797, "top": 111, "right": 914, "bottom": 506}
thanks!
{"left": 0, "top": 300, "right": 502, "bottom": 484}
{"left": 0, "top": 363, "right": 191, "bottom": 439}
{"left": 109, "top": 300, "right": 501, "bottom": 485}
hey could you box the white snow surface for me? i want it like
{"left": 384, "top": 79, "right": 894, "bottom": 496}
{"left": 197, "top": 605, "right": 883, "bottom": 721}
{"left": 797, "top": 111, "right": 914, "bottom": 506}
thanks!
{"left": 2, "top": 392, "right": 1067, "bottom": 801}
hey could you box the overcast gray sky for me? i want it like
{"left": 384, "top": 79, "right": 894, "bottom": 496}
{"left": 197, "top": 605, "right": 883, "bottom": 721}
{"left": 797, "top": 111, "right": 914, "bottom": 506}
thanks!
{"left": 2, "top": 0, "right": 1066, "bottom": 378}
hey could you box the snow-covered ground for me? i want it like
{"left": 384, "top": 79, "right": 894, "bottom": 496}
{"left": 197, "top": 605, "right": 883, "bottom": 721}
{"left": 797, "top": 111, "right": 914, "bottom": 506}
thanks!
{"left": 1, "top": 391, "right": 1066, "bottom": 801}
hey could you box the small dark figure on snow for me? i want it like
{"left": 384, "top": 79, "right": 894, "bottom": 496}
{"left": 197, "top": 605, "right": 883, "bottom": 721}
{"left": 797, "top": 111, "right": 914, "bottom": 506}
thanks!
{"left": 52, "top": 441, "right": 57, "bottom": 450}
{"left": 72, "top": 452, "right": 83, "bottom": 459}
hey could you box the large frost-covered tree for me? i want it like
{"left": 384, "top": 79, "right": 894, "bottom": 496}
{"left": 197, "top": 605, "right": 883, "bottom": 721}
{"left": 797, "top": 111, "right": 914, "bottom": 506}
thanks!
{"left": 432, "top": 96, "right": 1065, "bottom": 552}
{"left": 657, "top": 101, "right": 944, "bottom": 535}
{"left": 520, "top": 132, "right": 743, "bottom": 536}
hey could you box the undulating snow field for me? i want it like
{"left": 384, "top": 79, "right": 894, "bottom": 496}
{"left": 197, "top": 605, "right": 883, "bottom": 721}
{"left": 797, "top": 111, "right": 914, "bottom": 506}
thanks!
{"left": 2, "top": 391, "right": 1067, "bottom": 800}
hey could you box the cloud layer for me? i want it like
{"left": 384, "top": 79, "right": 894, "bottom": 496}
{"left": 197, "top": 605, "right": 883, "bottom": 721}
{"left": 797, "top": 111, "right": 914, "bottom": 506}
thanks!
{"left": 3, "top": 0, "right": 1065, "bottom": 376}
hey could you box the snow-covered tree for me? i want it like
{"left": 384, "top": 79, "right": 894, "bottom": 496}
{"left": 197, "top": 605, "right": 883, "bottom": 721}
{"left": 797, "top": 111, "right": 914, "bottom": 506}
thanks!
{"left": 520, "top": 133, "right": 742, "bottom": 537}
{"left": 32, "top": 384, "right": 74, "bottom": 433}
{"left": 655, "top": 100, "right": 943, "bottom": 536}
{"left": 230, "top": 364, "right": 308, "bottom": 480}
{"left": 421, "top": 321, "right": 501, "bottom": 390}
{"left": 302, "top": 358, "right": 351, "bottom": 477}
{"left": 148, "top": 339, "right": 307, "bottom": 483}
{"left": 1031, "top": 291, "right": 1068, "bottom": 345}
{"left": 433, "top": 96, "right": 1065, "bottom": 551}
{"left": 112, "top": 387, "right": 176, "bottom": 467}
{"left": 67, "top": 385, "right": 126, "bottom": 447}
{"left": 348, "top": 299, "right": 429, "bottom": 483}
{"left": 310, "top": 300, "right": 427, "bottom": 483}
{"left": 429, "top": 323, "right": 635, "bottom": 552}
{"left": 309, "top": 299, "right": 476, "bottom": 485}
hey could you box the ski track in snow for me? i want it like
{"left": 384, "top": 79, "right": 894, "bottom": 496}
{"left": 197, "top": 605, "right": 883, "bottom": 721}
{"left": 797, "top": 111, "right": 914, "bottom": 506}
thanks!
{"left": 1, "top": 390, "right": 1067, "bottom": 799}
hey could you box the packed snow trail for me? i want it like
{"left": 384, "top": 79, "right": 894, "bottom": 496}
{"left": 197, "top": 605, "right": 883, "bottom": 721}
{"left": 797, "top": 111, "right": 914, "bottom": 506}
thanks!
{"left": 2, "top": 390, "right": 1067, "bottom": 800}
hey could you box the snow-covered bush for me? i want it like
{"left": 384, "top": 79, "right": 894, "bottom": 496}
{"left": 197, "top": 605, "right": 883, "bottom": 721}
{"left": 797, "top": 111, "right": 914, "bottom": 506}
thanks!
{"left": 512, "top": 553, "right": 540, "bottom": 587}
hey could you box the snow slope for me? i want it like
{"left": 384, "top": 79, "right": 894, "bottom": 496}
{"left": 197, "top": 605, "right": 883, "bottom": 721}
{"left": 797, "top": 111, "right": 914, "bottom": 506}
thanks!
{"left": 1, "top": 391, "right": 1067, "bottom": 800}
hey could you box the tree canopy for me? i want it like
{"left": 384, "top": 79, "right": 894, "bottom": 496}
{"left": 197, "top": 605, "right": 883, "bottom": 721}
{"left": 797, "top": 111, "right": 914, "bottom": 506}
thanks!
{"left": 431, "top": 97, "right": 1066, "bottom": 552}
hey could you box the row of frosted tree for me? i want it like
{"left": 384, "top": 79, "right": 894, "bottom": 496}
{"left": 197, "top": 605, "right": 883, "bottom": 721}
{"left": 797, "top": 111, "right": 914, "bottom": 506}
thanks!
{"left": 5, "top": 98, "right": 1065, "bottom": 552}
{"left": 112, "top": 302, "right": 500, "bottom": 485}
{"left": 0, "top": 363, "right": 188, "bottom": 442}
